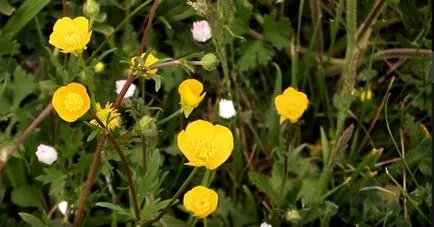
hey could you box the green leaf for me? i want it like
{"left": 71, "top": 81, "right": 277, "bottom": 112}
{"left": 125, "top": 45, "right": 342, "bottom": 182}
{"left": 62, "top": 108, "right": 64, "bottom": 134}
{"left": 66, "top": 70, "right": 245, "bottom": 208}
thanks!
{"left": 96, "top": 202, "right": 132, "bottom": 217}
{"left": 266, "top": 63, "right": 282, "bottom": 148}
{"left": 320, "top": 127, "right": 330, "bottom": 165}
{"left": 157, "top": 214, "right": 185, "bottom": 227}
{"left": 2, "top": 0, "right": 50, "bottom": 39}
{"left": 87, "top": 130, "right": 99, "bottom": 142}
{"left": 35, "top": 168, "right": 66, "bottom": 198}
{"left": 0, "top": 0, "right": 15, "bottom": 16}
{"left": 10, "top": 66, "right": 36, "bottom": 110}
{"left": 263, "top": 13, "right": 291, "bottom": 49}
{"left": 92, "top": 23, "right": 115, "bottom": 36}
{"left": 151, "top": 75, "right": 162, "bottom": 92}
{"left": 141, "top": 199, "right": 171, "bottom": 220}
{"left": 237, "top": 41, "right": 275, "bottom": 72}
{"left": 11, "top": 186, "right": 42, "bottom": 208}
{"left": 0, "top": 37, "right": 20, "bottom": 56}
{"left": 18, "top": 213, "right": 46, "bottom": 227}
{"left": 247, "top": 170, "right": 279, "bottom": 203}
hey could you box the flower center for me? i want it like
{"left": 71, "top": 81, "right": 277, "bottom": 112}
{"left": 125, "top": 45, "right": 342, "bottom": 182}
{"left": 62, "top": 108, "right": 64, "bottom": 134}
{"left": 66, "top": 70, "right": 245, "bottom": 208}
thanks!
{"left": 193, "top": 197, "right": 210, "bottom": 212}
{"left": 64, "top": 31, "right": 82, "bottom": 47}
{"left": 192, "top": 140, "right": 216, "bottom": 162}
{"left": 64, "top": 92, "right": 84, "bottom": 112}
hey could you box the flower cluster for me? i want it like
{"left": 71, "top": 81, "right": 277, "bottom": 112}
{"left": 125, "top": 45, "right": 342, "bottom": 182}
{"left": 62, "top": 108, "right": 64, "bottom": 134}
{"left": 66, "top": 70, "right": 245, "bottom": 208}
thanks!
{"left": 42, "top": 12, "right": 311, "bottom": 225}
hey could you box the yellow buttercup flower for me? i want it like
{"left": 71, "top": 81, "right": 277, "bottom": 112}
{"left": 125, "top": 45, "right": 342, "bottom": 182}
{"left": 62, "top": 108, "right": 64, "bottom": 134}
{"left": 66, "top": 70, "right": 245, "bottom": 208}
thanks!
{"left": 130, "top": 52, "right": 159, "bottom": 75}
{"left": 177, "top": 120, "right": 233, "bottom": 170}
{"left": 183, "top": 186, "right": 218, "bottom": 218}
{"left": 178, "top": 79, "right": 206, "bottom": 118}
{"left": 52, "top": 83, "right": 91, "bottom": 122}
{"left": 90, "top": 102, "right": 121, "bottom": 130}
{"left": 274, "top": 87, "right": 309, "bottom": 124}
{"left": 49, "top": 17, "right": 92, "bottom": 55}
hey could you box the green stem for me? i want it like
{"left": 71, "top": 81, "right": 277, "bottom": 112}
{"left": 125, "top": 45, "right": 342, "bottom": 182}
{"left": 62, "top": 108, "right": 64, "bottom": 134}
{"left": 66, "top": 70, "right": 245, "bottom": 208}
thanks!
{"left": 156, "top": 109, "right": 182, "bottom": 126}
{"left": 145, "top": 167, "right": 199, "bottom": 224}
{"left": 201, "top": 169, "right": 212, "bottom": 186}
{"left": 203, "top": 217, "right": 208, "bottom": 227}
{"left": 90, "top": 113, "right": 141, "bottom": 221}
{"left": 86, "top": 0, "right": 153, "bottom": 63}
{"left": 346, "top": 0, "right": 357, "bottom": 54}
{"left": 141, "top": 137, "right": 147, "bottom": 172}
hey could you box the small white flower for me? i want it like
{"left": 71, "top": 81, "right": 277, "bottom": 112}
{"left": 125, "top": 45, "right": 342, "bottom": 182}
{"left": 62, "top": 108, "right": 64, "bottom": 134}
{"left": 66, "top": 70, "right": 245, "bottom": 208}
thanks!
{"left": 260, "top": 222, "right": 272, "bottom": 227}
{"left": 58, "top": 201, "right": 68, "bottom": 216}
{"left": 191, "top": 20, "right": 212, "bottom": 42}
{"left": 218, "top": 99, "right": 236, "bottom": 119}
{"left": 35, "top": 144, "right": 58, "bottom": 165}
{"left": 116, "top": 80, "right": 137, "bottom": 98}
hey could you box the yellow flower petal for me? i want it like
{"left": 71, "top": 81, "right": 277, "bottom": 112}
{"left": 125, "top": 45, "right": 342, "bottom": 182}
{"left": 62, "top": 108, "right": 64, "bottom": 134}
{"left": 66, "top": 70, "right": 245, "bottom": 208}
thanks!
{"left": 178, "top": 79, "right": 205, "bottom": 117}
{"left": 130, "top": 52, "right": 159, "bottom": 75}
{"left": 90, "top": 102, "right": 121, "bottom": 130}
{"left": 206, "top": 125, "right": 234, "bottom": 170}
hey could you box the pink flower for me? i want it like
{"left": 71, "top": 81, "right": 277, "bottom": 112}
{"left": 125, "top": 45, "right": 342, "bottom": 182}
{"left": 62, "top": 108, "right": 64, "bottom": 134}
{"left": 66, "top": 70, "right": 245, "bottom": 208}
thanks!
{"left": 191, "top": 20, "right": 212, "bottom": 42}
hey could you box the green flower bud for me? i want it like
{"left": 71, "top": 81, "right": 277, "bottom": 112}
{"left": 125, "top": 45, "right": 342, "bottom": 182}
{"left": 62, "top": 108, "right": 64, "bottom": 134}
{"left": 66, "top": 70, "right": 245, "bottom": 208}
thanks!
{"left": 133, "top": 115, "right": 158, "bottom": 138}
{"left": 200, "top": 53, "right": 218, "bottom": 71}
{"left": 83, "top": 0, "right": 100, "bottom": 19}
{"left": 285, "top": 209, "right": 301, "bottom": 224}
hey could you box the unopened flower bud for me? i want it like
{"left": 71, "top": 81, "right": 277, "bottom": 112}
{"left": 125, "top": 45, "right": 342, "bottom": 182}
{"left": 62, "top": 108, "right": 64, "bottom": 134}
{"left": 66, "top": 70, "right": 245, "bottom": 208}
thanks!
{"left": 94, "top": 62, "right": 105, "bottom": 73}
{"left": 285, "top": 209, "right": 301, "bottom": 224}
{"left": 35, "top": 144, "right": 58, "bottom": 165}
{"left": 201, "top": 53, "right": 218, "bottom": 71}
{"left": 134, "top": 116, "right": 157, "bottom": 138}
{"left": 58, "top": 201, "right": 68, "bottom": 216}
{"left": 83, "top": 0, "right": 100, "bottom": 19}
{"left": 218, "top": 99, "right": 236, "bottom": 119}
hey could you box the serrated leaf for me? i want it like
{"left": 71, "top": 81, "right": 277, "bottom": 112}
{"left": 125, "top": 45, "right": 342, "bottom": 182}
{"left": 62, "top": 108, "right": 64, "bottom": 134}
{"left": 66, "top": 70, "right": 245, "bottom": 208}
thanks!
{"left": 36, "top": 168, "right": 65, "bottom": 184}
{"left": 35, "top": 168, "right": 66, "bottom": 198}
{"left": 237, "top": 41, "right": 275, "bottom": 72}
{"left": 0, "top": 37, "right": 20, "bottom": 56}
{"left": 96, "top": 202, "right": 132, "bottom": 217}
{"left": 263, "top": 13, "right": 291, "bottom": 49}
{"left": 11, "top": 186, "right": 42, "bottom": 208}
{"left": 10, "top": 66, "right": 36, "bottom": 110}
{"left": 18, "top": 213, "right": 45, "bottom": 227}
{"left": 141, "top": 198, "right": 171, "bottom": 220}
{"left": 247, "top": 170, "right": 279, "bottom": 203}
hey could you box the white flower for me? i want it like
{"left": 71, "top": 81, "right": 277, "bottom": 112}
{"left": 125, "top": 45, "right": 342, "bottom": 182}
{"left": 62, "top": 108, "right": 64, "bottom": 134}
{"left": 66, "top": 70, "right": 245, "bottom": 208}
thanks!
{"left": 58, "top": 201, "right": 68, "bottom": 215}
{"left": 218, "top": 99, "right": 236, "bottom": 119}
{"left": 260, "top": 222, "right": 272, "bottom": 227}
{"left": 35, "top": 144, "right": 58, "bottom": 165}
{"left": 116, "top": 80, "right": 137, "bottom": 98}
{"left": 191, "top": 20, "right": 212, "bottom": 42}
